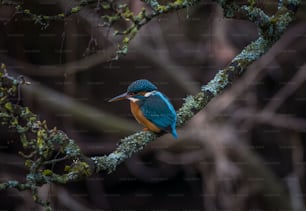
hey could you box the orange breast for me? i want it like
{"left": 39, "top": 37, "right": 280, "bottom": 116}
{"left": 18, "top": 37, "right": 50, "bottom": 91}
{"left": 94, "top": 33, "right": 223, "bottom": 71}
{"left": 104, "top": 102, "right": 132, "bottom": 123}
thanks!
{"left": 130, "top": 101, "right": 161, "bottom": 133}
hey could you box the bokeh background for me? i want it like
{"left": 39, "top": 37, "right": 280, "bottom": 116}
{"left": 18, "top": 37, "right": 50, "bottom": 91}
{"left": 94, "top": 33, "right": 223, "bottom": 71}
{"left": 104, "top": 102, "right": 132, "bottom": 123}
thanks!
{"left": 1, "top": 0, "right": 306, "bottom": 210}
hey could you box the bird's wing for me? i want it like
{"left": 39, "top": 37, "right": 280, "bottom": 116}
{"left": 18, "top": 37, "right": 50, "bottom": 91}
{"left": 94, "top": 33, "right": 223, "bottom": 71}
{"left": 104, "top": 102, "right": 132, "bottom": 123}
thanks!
{"left": 140, "top": 92, "right": 176, "bottom": 131}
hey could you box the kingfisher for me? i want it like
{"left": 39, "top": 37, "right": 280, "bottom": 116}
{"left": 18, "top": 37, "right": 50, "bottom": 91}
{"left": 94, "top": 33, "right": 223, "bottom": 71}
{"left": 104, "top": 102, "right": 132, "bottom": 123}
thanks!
{"left": 108, "top": 79, "right": 178, "bottom": 139}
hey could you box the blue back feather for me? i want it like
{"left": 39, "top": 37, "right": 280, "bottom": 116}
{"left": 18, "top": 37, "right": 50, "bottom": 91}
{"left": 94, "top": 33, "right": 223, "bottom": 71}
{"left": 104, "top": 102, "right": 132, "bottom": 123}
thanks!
{"left": 138, "top": 91, "right": 178, "bottom": 139}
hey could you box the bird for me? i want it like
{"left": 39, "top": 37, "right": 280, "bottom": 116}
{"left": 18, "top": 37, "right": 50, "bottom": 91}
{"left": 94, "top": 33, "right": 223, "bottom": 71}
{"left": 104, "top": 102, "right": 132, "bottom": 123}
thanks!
{"left": 108, "top": 79, "right": 178, "bottom": 139}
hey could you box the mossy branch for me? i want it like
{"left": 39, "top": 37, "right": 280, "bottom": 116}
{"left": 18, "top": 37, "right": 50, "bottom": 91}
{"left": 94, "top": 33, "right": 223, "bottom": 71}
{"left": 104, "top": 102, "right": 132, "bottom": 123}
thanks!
{"left": 0, "top": 0, "right": 98, "bottom": 28}
{"left": 0, "top": 0, "right": 301, "bottom": 210}
{"left": 0, "top": 0, "right": 201, "bottom": 58}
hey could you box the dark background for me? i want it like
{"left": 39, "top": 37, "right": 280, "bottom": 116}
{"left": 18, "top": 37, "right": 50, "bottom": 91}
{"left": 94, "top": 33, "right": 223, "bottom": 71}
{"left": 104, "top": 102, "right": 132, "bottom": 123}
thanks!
{"left": 1, "top": 0, "right": 306, "bottom": 210}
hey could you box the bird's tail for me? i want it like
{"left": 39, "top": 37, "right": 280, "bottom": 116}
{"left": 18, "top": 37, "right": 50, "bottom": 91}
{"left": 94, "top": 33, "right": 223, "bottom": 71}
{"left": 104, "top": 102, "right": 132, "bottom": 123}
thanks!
{"left": 171, "top": 127, "right": 178, "bottom": 139}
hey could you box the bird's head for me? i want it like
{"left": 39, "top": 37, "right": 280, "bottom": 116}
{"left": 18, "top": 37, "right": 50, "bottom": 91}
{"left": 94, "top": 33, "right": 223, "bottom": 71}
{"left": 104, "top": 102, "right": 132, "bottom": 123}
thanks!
{"left": 108, "top": 79, "right": 158, "bottom": 102}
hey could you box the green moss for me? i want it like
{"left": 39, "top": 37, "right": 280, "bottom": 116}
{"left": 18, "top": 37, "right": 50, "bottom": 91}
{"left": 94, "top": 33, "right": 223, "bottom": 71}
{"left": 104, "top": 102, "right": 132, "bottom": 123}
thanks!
{"left": 42, "top": 169, "right": 53, "bottom": 176}
{"left": 24, "top": 9, "right": 30, "bottom": 14}
{"left": 71, "top": 6, "right": 81, "bottom": 13}
{"left": 122, "top": 37, "right": 130, "bottom": 44}
{"left": 25, "top": 160, "right": 33, "bottom": 168}
{"left": 69, "top": 160, "right": 92, "bottom": 177}
{"left": 157, "top": 5, "right": 166, "bottom": 12}
{"left": 102, "top": 15, "right": 120, "bottom": 26}
{"left": 37, "top": 129, "right": 46, "bottom": 150}
{"left": 4, "top": 102, "right": 12, "bottom": 111}
{"left": 20, "top": 133, "right": 28, "bottom": 148}
{"left": 64, "top": 165, "right": 71, "bottom": 172}
{"left": 101, "top": 2, "right": 110, "bottom": 9}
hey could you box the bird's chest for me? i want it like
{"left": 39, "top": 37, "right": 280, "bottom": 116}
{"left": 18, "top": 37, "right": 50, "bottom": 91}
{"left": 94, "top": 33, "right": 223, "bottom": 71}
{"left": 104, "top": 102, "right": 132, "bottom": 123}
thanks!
{"left": 129, "top": 100, "right": 161, "bottom": 133}
{"left": 130, "top": 101, "right": 143, "bottom": 124}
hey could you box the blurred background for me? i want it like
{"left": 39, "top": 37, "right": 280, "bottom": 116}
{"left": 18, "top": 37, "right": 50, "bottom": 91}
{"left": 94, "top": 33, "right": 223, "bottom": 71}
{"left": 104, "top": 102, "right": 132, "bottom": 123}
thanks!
{"left": 1, "top": 0, "right": 306, "bottom": 210}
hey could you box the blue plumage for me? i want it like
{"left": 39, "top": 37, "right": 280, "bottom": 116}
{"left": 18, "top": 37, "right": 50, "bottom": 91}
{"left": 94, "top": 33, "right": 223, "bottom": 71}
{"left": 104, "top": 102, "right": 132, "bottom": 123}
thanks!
{"left": 109, "top": 79, "right": 178, "bottom": 139}
{"left": 138, "top": 91, "right": 177, "bottom": 138}
{"left": 127, "top": 79, "right": 157, "bottom": 93}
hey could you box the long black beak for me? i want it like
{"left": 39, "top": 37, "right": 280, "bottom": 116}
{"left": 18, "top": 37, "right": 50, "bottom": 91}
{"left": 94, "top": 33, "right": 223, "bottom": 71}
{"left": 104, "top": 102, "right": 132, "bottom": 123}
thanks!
{"left": 108, "top": 92, "right": 129, "bottom": 102}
